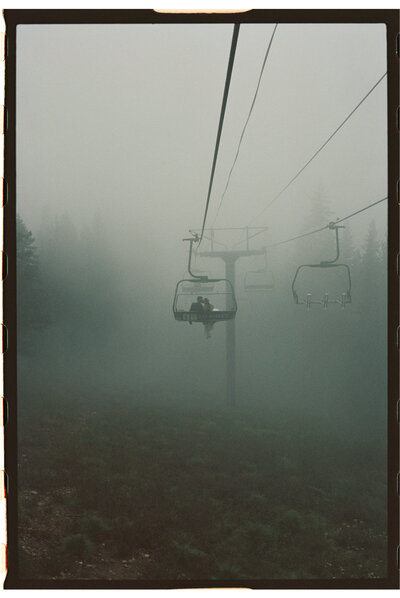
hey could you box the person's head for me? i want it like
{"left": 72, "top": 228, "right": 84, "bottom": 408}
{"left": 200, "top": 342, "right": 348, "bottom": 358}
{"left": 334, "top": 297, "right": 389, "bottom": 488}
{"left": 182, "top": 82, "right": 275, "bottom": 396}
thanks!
{"left": 204, "top": 298, "right": 209, "bottom": 305}
{"left": 197, "top": 296, "right": 203, "bottom": 303}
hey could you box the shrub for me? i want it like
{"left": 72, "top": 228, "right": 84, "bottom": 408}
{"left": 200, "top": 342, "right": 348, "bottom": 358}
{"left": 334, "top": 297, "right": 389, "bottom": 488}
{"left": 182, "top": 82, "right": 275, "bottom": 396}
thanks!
{"left": 170, "top": 539, "right": 210, "bottom": 577}
{"left": 108, "top": 517, "right": 136, "bottom": 558}
{"left": 61, "top": 534, "right": 94, "bottom": 560}
{"left": 79, "top": 512, "right": 110, "bottom": 543}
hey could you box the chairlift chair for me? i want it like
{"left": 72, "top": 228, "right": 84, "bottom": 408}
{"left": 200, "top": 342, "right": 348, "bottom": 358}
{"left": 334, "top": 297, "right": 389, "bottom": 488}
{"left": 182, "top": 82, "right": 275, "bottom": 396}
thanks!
{"left": 173, "top": 234, "right": 237, "bottom": 324}
{"left": 291, "top": 223, "right": 352, "bottom": 309}
{"left": 244, "top": 250, "right": 274, "bottom": 292}
{"left": 173, "top": 277, "right": 237, "bottom": 324}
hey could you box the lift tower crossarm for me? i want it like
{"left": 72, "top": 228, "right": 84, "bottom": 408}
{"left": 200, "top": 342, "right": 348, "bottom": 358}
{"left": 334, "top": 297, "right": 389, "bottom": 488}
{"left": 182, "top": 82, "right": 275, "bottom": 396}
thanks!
{"left": 199, "top": 249, "right": 265, "bottom": 260}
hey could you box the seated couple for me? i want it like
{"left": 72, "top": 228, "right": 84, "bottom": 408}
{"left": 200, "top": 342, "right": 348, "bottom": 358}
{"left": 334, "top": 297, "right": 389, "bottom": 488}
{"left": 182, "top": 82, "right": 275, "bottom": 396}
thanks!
{"left": 189, "top": 296, "right": 216, "bottom": 313}
{"left": 189, "top": 296, "right": 218, "bottom": 339}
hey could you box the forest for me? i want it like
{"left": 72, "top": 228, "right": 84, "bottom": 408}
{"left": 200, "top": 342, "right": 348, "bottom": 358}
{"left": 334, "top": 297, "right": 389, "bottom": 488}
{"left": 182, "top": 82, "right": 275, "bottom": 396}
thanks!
{"left": 16, "top": 199, "right": 388, "bottom": 581}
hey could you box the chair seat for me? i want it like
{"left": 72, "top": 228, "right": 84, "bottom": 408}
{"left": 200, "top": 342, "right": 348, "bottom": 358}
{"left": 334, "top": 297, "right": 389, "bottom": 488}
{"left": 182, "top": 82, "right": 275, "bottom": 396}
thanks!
{"left": 174, "top": 311, "right": 235, "bottom": 323}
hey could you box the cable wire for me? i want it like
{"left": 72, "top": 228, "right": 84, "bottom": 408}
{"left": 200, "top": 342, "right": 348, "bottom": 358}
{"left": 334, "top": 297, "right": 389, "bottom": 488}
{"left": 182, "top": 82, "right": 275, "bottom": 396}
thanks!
{"left": 247, "top": 71, "right": 387, "bottom": 225}
{"left": 198, "top": 23, "right": 240, "bottom": 246}
{"left": 334, "top": 196, "right": 387, "bottom": 224}
{"left": 269, "top": 224, "right": 329, "bottom": 247}
{"left": 213, "top": 23, "right": 278, "bottom": 225}
{"left": 267, "top": 196, "right": 387, "bottom": 248}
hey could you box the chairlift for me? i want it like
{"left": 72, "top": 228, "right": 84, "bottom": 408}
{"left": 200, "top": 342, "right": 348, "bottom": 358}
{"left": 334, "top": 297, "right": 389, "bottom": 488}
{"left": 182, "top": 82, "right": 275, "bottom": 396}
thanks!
{"left": 291, "top": 222, "right": 352, "bottom": 309}
{"left": 173, "top": 234, "right": 237, "bottom": 324}
{"left": 244, "top": 249, "right": 274, "bottom": 292}
{"left": 173, "top": 279, "right": 237, "bottom": 323}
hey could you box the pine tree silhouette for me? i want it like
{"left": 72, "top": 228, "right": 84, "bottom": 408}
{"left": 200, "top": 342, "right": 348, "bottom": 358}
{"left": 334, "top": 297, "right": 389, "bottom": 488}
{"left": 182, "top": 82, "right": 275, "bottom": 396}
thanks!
{"left": 17, "top": 214, "right": 49, "bottom": 354}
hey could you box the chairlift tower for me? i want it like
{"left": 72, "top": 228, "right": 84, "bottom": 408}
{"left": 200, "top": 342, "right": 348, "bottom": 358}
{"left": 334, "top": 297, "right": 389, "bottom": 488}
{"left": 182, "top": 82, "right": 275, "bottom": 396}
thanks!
{"left": 199, "top": 226, "right": 267, "bottom": 407}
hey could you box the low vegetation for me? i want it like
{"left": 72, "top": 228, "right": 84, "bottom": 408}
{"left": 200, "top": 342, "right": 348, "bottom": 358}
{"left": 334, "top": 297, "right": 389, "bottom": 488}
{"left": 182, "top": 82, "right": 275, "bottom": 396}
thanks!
{"left": 18, "top": 391, "right": 387, "bottom": 581}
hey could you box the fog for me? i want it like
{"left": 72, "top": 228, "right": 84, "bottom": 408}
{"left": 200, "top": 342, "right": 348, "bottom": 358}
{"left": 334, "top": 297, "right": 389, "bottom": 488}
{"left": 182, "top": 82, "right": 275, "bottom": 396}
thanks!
{"left": 14, "top": 20, "right": 389, "bottom": 581}
{"left": 16, "top": 21, "right": 387, "bottom": 430}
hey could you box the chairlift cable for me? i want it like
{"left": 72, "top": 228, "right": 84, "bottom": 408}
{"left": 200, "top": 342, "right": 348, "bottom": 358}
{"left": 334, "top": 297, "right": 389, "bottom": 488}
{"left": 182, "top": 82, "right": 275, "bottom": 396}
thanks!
{"left": 269, "top": 224, "right": 330, "bottom": 248}
{"left": 247, "top": 71, "right": 387, "bottom": 225}
{"left": 268, "top": 195, "right": 388, "bottom": 248}
{"left": 212, "top": 24, "right": 278, "bottom": 225}
{"left": 198, "top": 24, "right": 240, "bottom": 246}
{"left": 335, "top": 196, "right": 387, "bottom": 224}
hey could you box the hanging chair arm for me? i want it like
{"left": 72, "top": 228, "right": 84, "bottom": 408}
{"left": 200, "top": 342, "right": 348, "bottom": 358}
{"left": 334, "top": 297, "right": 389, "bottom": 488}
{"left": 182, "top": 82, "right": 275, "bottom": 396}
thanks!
{"left": 320, "top": 222, "right": 345, "bottom": 266}
{"left": 183, "top": 234, "right": 208, "bottom": 281}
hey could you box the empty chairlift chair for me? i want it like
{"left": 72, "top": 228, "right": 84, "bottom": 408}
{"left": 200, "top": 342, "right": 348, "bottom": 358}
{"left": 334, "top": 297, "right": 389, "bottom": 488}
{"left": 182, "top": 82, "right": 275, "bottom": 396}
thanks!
{"left": 244, "top": 250, "right": 274, "bottom": 292}
{"left": 291, "top": 223, "right": 352, "bottom": 309}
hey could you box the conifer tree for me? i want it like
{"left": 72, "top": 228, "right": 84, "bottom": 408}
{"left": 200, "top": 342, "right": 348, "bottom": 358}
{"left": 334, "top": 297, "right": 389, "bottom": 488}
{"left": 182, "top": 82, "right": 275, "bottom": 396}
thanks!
{"left": 17, "top": 214, "right": 49, "bottom": 354}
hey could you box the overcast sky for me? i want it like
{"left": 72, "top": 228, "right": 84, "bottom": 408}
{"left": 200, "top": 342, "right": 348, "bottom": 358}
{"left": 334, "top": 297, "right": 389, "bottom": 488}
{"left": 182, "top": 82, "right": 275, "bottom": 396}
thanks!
{"left": 16, "top": 22, "right": 387, "bottom": 279}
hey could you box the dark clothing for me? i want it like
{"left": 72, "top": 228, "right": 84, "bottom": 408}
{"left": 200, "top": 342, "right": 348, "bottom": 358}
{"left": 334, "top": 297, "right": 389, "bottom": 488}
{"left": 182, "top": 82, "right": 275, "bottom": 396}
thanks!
{"left": 190, "top": 302, "right": 204, "bottom": 312}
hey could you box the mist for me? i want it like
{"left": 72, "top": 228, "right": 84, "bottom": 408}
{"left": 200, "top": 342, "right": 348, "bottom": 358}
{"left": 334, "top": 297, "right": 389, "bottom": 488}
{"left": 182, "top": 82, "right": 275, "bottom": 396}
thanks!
{"left": 15, "top": 22, "right": 388, "bottom": 582}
